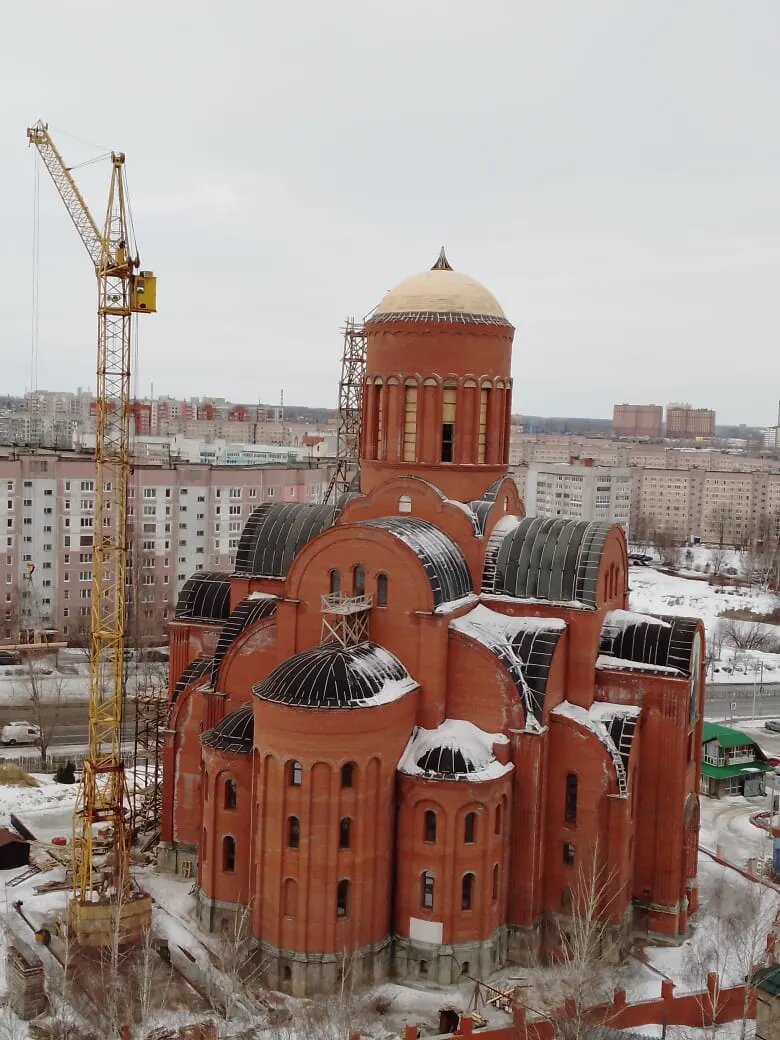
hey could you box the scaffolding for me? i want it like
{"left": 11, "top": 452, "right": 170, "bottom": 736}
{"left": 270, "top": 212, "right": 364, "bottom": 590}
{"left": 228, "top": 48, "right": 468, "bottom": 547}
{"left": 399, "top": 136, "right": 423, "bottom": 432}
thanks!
{"left": 324, "top": 319, "right": 367, "bottom": 503}
{"left": 130, "top": 683, "right": 167, "bottom": 843}
{"left": 320, "top": 593, "right": 372, "bottom": 647}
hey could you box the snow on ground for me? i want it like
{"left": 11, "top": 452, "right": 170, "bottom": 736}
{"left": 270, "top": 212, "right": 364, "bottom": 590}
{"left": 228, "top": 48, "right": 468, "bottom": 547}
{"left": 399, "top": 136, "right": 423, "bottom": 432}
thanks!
{"left": 0, "top": 774, "right": 77, "bottom": 831}
{"left": 628, "top": 566, "right": 780, "bottom": 683}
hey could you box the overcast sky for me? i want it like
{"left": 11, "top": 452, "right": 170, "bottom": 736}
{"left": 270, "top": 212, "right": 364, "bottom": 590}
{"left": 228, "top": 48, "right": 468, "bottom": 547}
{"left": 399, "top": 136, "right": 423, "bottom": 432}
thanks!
{"left": 1, "top": 2, "right": 778, "bottom": 424}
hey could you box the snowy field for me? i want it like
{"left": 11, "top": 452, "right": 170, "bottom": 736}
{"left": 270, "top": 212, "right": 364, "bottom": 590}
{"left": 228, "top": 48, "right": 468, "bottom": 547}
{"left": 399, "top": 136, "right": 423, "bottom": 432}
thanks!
{"left": 0, "top": 649, "right": 168, "bottom": 705}
{"left": 628, "top": 566, "right": 780, "bottom": 684}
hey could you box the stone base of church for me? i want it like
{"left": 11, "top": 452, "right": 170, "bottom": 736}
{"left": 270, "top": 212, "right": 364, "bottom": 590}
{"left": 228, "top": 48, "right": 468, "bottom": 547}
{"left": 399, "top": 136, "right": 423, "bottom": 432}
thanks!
{"left": 157, "top": 841, "right": 198, "bottom": 880}
{"left": 393, "top": 926, "right": 508, "bottom": 986}
{"left": 196, "top": 890, "right": 245, "bottom": 935}
{"left": 253, "top": 936, "right": 393, "bottom": 998}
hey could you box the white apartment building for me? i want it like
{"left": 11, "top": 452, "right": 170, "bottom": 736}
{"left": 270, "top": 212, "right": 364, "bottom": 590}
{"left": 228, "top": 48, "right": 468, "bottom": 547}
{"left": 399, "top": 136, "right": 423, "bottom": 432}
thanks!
{"left": 0, "top": 450, "right": 333, "bottom": 644}
{"left": 522, "top": 462, "right": 631, "bottom": 535}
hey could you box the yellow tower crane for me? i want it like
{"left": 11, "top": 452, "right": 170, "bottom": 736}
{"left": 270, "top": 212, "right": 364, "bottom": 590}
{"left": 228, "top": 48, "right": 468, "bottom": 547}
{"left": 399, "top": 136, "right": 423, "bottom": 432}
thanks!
{"left": 27, "top": 121, "right": 156, "bottom": 945}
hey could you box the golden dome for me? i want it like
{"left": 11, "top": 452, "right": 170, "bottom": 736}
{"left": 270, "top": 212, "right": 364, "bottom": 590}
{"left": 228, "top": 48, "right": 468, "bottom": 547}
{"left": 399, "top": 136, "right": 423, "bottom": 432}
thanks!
{"left": 372, "top": 249, "right": 506, "bottom": 322}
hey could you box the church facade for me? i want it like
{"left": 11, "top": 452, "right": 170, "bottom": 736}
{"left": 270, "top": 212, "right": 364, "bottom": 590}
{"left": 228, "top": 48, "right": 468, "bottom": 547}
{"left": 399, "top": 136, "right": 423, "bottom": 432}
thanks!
{"left": 161, "top": 252, "right": 704, "bottom": 996}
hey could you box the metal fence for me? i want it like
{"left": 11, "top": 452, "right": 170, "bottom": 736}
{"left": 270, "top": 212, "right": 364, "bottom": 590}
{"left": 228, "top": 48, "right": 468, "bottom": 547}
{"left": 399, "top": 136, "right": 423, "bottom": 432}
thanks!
{"left": 0, "top": 749, "right": 133, "bottom": 774}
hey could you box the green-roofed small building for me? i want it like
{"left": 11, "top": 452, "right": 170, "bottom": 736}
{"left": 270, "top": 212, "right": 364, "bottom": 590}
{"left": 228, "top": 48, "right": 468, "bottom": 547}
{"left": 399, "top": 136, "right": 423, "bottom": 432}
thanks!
{"left": 700, "top": 721, "right": 771, "bottom": 799}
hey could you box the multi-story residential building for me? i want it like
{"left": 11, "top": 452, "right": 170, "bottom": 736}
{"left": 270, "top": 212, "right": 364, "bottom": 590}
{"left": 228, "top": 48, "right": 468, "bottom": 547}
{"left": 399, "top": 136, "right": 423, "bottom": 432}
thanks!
{"left": 522, "top": 462, "right": 631, "bottom": 535}
{"left": 612, "top": 403, "right": 663, "bottom": 439}
{"left": 665, "top": 405, "right": 716, "bottom": 439}
{"left": 0, "top": 449, "right": 334, "bottom": 644}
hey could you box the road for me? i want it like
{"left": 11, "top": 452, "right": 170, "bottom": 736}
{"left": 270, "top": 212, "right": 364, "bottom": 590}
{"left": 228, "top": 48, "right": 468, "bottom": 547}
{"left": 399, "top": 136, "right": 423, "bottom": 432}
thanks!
{"left": 0, "top": 700, "right": 138, "bottom": 748}
{"left": 704, "top": 682, "right": 780, "bottom": 722}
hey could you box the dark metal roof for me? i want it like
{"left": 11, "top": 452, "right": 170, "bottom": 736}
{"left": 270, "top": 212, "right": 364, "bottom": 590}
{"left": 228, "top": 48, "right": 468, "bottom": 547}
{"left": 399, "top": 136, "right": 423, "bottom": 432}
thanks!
{"left": 511, "top": 626, "right": 565, "bottom": 720}
{"left": 234, "top": 502, "right": 336, "bottom": 578}
{"left": 174, "top": 572, "right": 232, "bottom": 623}
{"left": 416, "top": 746, "right": 480, "bottom": 777}
{"left": 253, "top": 641, "right": 416, "bottom": 709}
{"left": 172, "top": 655, "right": 213, "bottom": 706}
{"left": 600, "top": 612, "right": 699, "bottom": 676}
{"left": 359, "top": 517, "right": 472, "bottom": 607}
{"left": 201, "top": 703, "right": 254, "bottom": 754}
{"left": 211, "top": 596, "right": 278, "bottom": 685}
{"left": 483, "top": 517, "right": 612, "bottom": 607}
{"left": 366, "top": 310, "right": 512, "bottom": 328}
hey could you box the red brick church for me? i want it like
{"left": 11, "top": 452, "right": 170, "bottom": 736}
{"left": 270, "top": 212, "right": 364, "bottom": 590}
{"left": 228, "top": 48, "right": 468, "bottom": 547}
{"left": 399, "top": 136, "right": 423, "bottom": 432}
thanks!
{"left": 161, "top": 251, "right": 705, "bottom": 995}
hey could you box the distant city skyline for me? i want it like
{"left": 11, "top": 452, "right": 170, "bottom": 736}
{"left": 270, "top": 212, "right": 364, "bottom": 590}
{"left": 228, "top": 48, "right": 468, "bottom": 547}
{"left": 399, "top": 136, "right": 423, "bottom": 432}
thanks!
{"left": 2, "top": 3, "right": 778, "bottom": 425}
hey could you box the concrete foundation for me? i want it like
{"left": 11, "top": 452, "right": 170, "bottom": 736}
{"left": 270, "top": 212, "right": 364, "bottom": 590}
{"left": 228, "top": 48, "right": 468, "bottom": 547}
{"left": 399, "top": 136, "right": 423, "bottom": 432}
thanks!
{"left": 393, "top": 926, "right": 508, "bottom": 986}
{"left": 157, "top": 840, "right": 198, "bottom": 879}
{"left": 6, "top": 941, "right": 48, "bottom": 1020}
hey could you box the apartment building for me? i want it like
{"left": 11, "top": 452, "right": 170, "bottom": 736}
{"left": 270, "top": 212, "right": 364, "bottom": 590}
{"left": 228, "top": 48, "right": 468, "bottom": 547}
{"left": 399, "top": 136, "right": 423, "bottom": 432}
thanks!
{"left": 0, "top": 450, "right": 333, "bottom": 644}
{"left": 612, "top": 403, "right": 663, "bottom": 439}
{"left": 666, "top": 404, "right": 716, "bottom": 439}
{"left": 523, "top": 461, "right": 631, "bottom": 534}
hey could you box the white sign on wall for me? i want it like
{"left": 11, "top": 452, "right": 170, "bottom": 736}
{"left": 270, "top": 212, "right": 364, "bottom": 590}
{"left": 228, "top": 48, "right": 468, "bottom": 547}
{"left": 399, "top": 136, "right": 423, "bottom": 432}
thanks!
{"left": 409, "top": 917, "right": 443, "bottom": 944}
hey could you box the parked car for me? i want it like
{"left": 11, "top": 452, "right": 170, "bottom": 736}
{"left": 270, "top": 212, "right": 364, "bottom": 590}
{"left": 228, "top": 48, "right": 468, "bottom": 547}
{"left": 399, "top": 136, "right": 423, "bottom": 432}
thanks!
{"left": 764, "top": 720, "right": 780, "bottom": 733}
{"left": 0, "top": 721, "right": 41, "bottom": 746}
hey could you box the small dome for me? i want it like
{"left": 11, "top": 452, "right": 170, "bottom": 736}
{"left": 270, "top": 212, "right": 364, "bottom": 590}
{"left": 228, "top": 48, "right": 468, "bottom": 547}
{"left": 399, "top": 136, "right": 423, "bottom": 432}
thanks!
{"left": 201, "top": 704, "right": 254, "bottom": 754}
{"left": 253, "top": 641, "right": 417, "bottom": 709}
{"left": 370, "top": 250, "right": 508, "bottom": 324}
{"left": 398, "top": 719, "right": 512, "bottom": 782}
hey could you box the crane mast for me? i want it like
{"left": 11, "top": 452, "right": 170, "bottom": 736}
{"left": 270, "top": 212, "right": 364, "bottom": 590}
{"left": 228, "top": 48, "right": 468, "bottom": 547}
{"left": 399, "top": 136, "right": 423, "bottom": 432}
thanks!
{"left": 27, "top": 122, "right": 156, "bottom": 944}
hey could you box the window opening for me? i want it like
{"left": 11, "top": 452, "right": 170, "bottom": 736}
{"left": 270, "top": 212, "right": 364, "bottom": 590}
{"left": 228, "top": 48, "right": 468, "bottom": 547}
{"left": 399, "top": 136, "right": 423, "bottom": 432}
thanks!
{"left": 563, "top": 842, "right": 576, "bottom": 865}
{"left": 339, "top": 817, "right": 351, "bottom": 849}
{"left": 341, "top": 762, "right": 354, "bottom": 788}
{"left": 377, "top": 573, "right": 388, "bottom": 607}
{"left": 424, "top": 809, "right": 437, "bottom": 843}
{"left": 222, "top": 835, "right": 235, "bottom": 873}
{"left": 353, "top": 564, "right": 365, "bottom": 596}
{"left": 464, "top": 811, "right": 476, "bottom": 844}
{"left": 492, "top": 864, "right": 499, "bottom": 902}
{"left": 329, "top": 569, "right": 341, "bottom": 595}
{"left": 403, "top": 385, "right": 418, "bottom": 462}
{"left": 478, "top": 389, "right": 488, "bottom": 463}
{"left": 288, "top": 816, "right": 300, "bottom": 849}
{"left": 461, "top": 872, "right": 475, "bottom": 910}
{"left": 565, "top": 773, "right": 578, "bottom": 824}
{"left": 336, "top": 878, "right": 349, "bottom": 917}
{"left": 495, "top": 803, "right": 502, "bottom": 835}
{"left": 289, "top": 761, "right": 303, "bottom": 786}
{"left": 421, "top": 870, "right": 435, "bottom": 910}
{"left": 441, "top": 386, "right": 456, "bottom": 463}
{"left": 224, "top": 779, "right": 237, "bottom": 810}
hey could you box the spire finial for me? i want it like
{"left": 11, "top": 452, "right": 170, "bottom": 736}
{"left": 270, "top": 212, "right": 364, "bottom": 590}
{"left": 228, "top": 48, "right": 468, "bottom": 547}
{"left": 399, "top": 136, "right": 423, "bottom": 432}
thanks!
{"left": 431, "top": 247, "right": 452, "bottom": 271}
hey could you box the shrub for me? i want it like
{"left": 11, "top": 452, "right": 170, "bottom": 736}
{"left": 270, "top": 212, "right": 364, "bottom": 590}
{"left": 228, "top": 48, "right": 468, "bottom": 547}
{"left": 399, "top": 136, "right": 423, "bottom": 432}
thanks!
{"left": 54, "top": 760, "right": 77, "bottom": 784}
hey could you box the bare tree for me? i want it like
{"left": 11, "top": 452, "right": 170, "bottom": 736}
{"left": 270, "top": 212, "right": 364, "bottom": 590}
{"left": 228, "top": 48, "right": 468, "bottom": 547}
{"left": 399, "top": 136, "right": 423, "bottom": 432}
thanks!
{"left": 719, "top": 619, "right": 779, "bottom": 653}
{"left": 21, "top": 656, "right": 66, "bottom": 770}
{"left": 206, "top": 905, "right": 267, "bottom": 1038}
{"left": 709, "top": 545, "right": 730, "bottom": 581}
{"left": 655, "top": 528, "right": 684, "bottom": 571}
{"left": 706, "top": 504, "right": 734, "bottom": 550}
{"left": 530, "top": 843, "right": 628, "bottom": 1040}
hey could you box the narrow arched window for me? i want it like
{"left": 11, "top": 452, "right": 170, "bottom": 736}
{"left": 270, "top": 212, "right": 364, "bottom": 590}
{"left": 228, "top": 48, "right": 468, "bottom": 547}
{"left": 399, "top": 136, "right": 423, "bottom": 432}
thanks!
{"left": 478, "top": 388, "right": 488, "bottom": 463}
{"left": 494, "top": 803, "right": 502, "bottom": 836}
{"left": 224, "top": 779, "right": 237, "bottom": 810}
{"left": 329, "top": 568, "right": 341, "bottom": 595}
{"left": 398, "top": 495, "right": 412, "bottom": 514}
{"left": 441, "top": 384, "right": 456, "bottom": 463}
{"left": 202, "top": 828, "right": 207, "bottom": 861}
{"left": 462, "top": 872, "right": 475, "bottom": 911}
{"left": 377, "top": 573, "right": 388, "bottom": 607}
{"left": 341, "top": 762, "right": 354, "bottom": 788}
{"left": 353, "top": 564, "right": 365, "bottom": 596}
{"left": 464, "top": 812, "right": 476, "bottom": 844}
{"left": 492, "top": 864, "right": 499, "bottom": 903}
{"left": 403, "top": 384, "right": 418, "bottom": 462}
{"left": 421, "top": 870, "right": 435, "bottom": 910}
{"left": 336, "top": 878, "right": 349, "bottom": 918}
{"left": 565, "top": 773, "right": 578, "bottom": 824}
{"left": 339, "top": 817, "right": 351, "bottom": 849}
{"left": 289, "top": 761, "right": 303, "bottom": 787}
{"left": 424, "top": 809, "right": 437, "bottom": 844}
{"left": 287, "top": 816, "right": 300, "bottom": 849}
{"left": 222, "top": 835, "right": 235, "bottom": 873}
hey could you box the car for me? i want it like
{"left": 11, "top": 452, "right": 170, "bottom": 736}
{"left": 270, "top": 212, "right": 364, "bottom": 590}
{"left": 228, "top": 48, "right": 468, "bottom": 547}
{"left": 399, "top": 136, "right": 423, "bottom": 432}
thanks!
{"left": 765, "top": 720, "right": 780, "bottom": 733}
{"left": 0, "top": 721, "right": 41, "bottom": 746}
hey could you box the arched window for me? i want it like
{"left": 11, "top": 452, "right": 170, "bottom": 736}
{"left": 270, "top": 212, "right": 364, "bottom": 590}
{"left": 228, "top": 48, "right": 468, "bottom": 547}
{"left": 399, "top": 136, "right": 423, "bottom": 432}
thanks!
{"left": 424, "top": 809, "right": 437, "bottom": 844}
{"left": 398, "top": 495, "right": 412, "bottom": 514}
{"left": 341, "top": 762, "right": 354, "bottom": 788}
{"left": 462, "top": 872, "right": 475, "bottom": 911}
{"left": 329, "top": 568, "right": 341, "bottom": 596}
{"left": 353, "top": 564, "right": 365, "bottom": 597}
{"left": 202, "top": 828, "right": 207, "bottom": 861}
{"left": 222, "top": 835, "right": 235, "bottom": 873}
{"left": 339, "top": 817, "right": 351, "bottom": 849}
{"left": 224, "top": 779, "right": 237, "bottom": 810}
{"left": 288, "top": 761, "right": 303, "bottom": 786}
{"left": 283, "top": 964, "right": 292, "bottom": 982}
{"left": 565, "top": 773, "right": 578, "bottom": 824}
{"left": 336, "top": 879, "right": 349, "bottom": 918}
{"left": 283, "top": 878, "right": 297, "bottom": 917}
{"left": 494, "top": 803, "right": 502, "bottom": 836}
{"left": 492, "top": 864, "right": 499, "bottom": 903}
{"left": 403, "top": 383, "right": 418, "bottom": 462}
{"left": 287, "top": 816, "right": 300, "bottom": 849}
{"left": 421, "top": 870, "right": 435, "bottom": 910}
{"left": 377, "top": 573, "right": 388, "bottom": 607}
{"left": 478, "top": 388, "right": 488, "bottom": 463}
{"left": 464, "top": 812, "right": 476, "bottom": 844}
{"left": 441, "top": 385, "right": 456, "bottom": 463}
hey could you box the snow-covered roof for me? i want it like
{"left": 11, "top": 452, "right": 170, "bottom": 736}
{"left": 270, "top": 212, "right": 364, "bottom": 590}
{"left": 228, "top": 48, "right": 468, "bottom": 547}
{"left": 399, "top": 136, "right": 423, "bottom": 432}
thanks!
{"left": 234, "top": 502, "right": 336, "bottom": 578}
{"left": 551, "top": 700, "right": 640, "bottom": 796}
{"left": 599, "top": 610, "right": 699, "bottom": 677}
{"left": 450, "top": 604, "right": 565, "bottom": 726}
{"left": 398, "top": 719, "right": 513, "bottom": 782}
{"left": 482, "top": 517, "right": 613, "bottom": 609}
{"left": 252, "top": 641, "right": 418, "bottom": 709}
